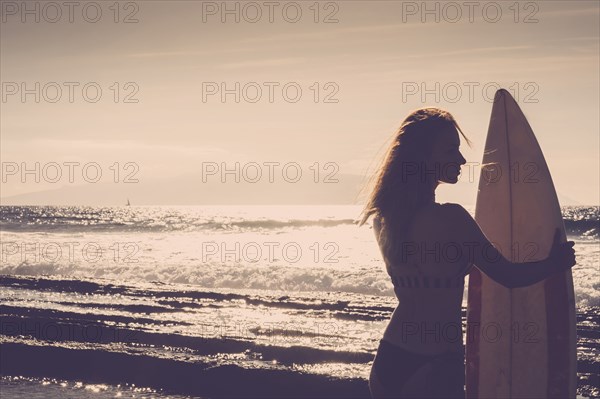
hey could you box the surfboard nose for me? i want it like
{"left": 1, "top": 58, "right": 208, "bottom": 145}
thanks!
{"left": 492, "top": 89, "right": 522, "bottom": 115}
{"left": 494, "top": 88, "right": 510, "bottom": 102}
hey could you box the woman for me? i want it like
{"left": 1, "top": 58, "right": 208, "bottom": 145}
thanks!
{"left": 358, "top": 108, "right": 576, "bottom": 398}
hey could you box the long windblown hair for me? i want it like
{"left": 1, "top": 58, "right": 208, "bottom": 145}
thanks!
{"left": 357, "top": 108, "right": 471, "bottom": 264}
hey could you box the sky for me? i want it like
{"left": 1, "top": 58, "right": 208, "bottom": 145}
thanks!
{"left": 1, "top": 0, "right": 598, "bottom": 205}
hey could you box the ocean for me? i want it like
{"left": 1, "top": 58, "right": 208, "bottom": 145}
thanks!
{"left": 1, "top": 205, "right": 598, "bottom": 398}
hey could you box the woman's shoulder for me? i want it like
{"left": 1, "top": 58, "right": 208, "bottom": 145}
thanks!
{"left": 435, "top": 201, "right": 461, "bottom": 209}
{"left": 431, "top": 203, "right": 476, "bottom": 239}
{"left": 434, "top": 202, "right": 470, "bottom": 218}
{"left": 415, "top": 202, "right": 472, "bottom": 236}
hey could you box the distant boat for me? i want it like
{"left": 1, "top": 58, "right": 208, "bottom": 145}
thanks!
{"left": 126, "top": 198, "right": 131, "bottom": 207}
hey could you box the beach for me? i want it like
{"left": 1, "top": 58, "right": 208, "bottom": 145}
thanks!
{"left": 1, "top": 205, "right": 598, "bottom": 398}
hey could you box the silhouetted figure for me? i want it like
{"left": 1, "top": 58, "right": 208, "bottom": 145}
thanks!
{"left": 358, "top": 108, "right": 575, "bottom": 398}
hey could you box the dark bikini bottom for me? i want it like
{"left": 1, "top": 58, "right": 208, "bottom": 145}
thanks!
{"left": 370, "top": 339, "right": 465, "bottom": 398}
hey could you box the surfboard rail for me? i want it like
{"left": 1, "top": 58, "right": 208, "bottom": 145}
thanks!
{"left": 465, "top": 89, "right": 577, "bottom": 399}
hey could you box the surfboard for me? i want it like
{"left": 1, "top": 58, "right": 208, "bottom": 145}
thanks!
{"left": 465, "top": 89, "right": 577, "bottom": 398}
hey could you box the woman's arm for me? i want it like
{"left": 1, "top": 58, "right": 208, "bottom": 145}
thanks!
{"left": 446, "top": 204, "right": 576, "bottom": 289}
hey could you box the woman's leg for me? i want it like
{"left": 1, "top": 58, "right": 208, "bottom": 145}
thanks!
{"left": 369, "top": 340, "right": 436, "bottom": 398}
{"left": 427, "top": 351, "right": 465, "bottom": 398}
{"left": 400, "top": 350, "right": 465, "bottom": 399}
{"left": 368, "top": 363, "right": 389, "bottom": 399}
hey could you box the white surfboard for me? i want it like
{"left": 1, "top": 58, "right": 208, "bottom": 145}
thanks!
{"left": 465, "top": 89, "right": 577, "bottom": 398}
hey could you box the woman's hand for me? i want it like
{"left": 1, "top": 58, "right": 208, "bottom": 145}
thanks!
{"left": 548, "top": 228, "right": 576, "bottom": 273}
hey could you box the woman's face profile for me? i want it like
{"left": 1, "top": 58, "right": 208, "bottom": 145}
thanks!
{"left": 429, "top": 127, "right": 467, "bottom": 184}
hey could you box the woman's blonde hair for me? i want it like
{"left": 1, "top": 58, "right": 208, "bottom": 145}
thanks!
{"left": 357, "top": 108, "right": 472, "bottom": 262}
